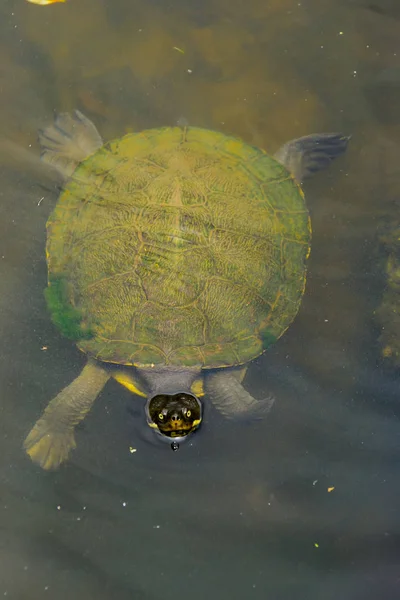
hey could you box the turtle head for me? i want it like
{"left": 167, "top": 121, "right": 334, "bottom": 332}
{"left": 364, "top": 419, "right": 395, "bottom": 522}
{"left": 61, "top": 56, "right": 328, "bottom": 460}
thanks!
{"left": 140, "top": 367, "right": 203, "bottom": 448}
{"left": 146, "top": 392, "right": 202, "bottom": 449}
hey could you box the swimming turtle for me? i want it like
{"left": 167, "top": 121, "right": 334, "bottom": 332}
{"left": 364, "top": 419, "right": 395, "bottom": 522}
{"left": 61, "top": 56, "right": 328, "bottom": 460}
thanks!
{"left": 24, "top": 111, "right": 349, "bottom": 469}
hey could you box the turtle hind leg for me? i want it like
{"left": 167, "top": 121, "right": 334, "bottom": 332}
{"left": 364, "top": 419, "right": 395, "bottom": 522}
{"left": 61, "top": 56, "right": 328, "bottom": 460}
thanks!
{"left": 204, "top": 370, "right": 275, "bottom": 420}
{"left": 274, "top": 133, "right": 351, "bottom": 183}
{"left": 23, "top": 360, "right": 110, "bottom": 470}
{"left": 39, "top": 110, "right": 103, "bottom": 180}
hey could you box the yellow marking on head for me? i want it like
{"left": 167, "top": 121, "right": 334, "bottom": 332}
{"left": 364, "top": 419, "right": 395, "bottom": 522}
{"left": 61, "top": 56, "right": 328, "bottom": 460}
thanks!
{"left": 113, "top": 373, "right": 146, "bottom": 397}
{"left": 191, "top": 377, "right": 204, "bottom": 397}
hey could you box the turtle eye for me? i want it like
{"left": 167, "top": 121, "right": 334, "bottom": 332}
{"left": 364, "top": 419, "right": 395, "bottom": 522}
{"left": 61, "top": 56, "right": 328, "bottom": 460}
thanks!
{"left": 158, "top": 413, "right": 164, "bottom": 420}
{"left": 186, "top": 409, "right": 191, "bottom": 418}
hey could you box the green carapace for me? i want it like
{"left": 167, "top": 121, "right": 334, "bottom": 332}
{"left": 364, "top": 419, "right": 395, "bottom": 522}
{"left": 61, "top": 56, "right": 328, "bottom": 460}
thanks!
{"left": 48, "top": 126, "right": 311, "bottom": 367}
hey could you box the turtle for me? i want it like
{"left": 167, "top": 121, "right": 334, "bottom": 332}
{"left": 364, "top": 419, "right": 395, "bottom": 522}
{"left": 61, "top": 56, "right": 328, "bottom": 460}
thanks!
{"left": 23, "top": 110, "right": 350, "bottom": 469}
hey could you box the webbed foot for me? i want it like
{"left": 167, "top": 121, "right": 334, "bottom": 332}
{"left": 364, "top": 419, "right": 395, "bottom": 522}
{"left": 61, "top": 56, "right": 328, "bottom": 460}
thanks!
{"left": 39, "top": 110, "right": 103, "bottom": 179}
{"left": 23, "top": 360, "right": 110, "bottom": 470}
{"left": 24, "top": 419, "right": 76, "bottom": 470}
{"left": 274, "top": 132, "right": 350, "bottom": 183}
{"left": 204, "top": 370, "right": 275, "bottom": 420}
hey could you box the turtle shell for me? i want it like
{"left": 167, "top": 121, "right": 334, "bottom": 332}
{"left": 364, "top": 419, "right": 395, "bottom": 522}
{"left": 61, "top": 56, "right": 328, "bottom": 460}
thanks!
{"left": 45, "top": 126, "right": 311, "bottom": 368}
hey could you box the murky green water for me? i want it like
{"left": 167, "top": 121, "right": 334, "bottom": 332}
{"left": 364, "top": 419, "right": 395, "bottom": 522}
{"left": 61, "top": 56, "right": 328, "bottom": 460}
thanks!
{"left": 1, "top": 0, "right": 400, "bottom": 598}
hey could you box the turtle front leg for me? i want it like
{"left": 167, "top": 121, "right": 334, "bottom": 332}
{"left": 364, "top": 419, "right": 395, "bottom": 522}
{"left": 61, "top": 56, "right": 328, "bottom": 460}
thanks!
{"left": 204, "top": 370, "right": 275, "bottom": 420}
{"left": 24, "top": 360, "right": 110, "bottom": 470}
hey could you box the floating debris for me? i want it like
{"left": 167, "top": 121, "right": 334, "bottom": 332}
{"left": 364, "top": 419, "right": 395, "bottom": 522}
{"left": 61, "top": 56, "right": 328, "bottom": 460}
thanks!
{"left": 173, "top": 46, "right": 185, "bottom": 54}
{"left": 129, "top": 446, "right": 137, "bottom": 453}
{"left": 26, "top": 0, "right": 66, "bottom": 5}
{"left": 327, "top": 486, "right": 335, "bottom": 493}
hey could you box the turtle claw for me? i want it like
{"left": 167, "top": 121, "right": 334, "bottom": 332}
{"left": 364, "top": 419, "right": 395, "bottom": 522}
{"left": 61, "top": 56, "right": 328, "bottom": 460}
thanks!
{"left": 23, "top": 420, "right": 76, "bottom": 470}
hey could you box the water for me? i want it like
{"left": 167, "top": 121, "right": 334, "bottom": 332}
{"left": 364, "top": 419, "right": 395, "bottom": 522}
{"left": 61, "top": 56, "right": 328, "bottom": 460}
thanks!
{"left": 0, "top": 0, "right": 399, "bottom": 598}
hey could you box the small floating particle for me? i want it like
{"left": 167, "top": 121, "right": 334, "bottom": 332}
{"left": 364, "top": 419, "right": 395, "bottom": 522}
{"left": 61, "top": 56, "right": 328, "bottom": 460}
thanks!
{"left": 187, "top": 69, "right": 193, "bottom": 74}
{"left": 129, "top": 447, "right": 137, "bottom": 454}
{"left": 312, "top": 479, "right": 318, "bottom": 486}
{"left": 314, "top": 543, "right": 319, "bottom": 548}
{"left": 41, "top": 345, "right": 48, "bottom": 351}
{"left": 327, "top": 486, "right": 335, "bottom": 493}
{"left": 26, "top": 0, "right": 66, "bottom": 4}
{"left": 173, "top": 46, "right": 185, "bottom": 54}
